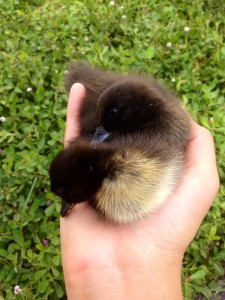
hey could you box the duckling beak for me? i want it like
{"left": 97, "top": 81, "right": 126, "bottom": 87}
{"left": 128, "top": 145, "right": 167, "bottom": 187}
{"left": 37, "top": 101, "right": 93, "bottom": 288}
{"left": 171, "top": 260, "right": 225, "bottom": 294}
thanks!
{"left": 60, "top": 199, "right": 75, "bottom": 217}
{"left": 91, "top": 126, "right": 112, "bottom": 145}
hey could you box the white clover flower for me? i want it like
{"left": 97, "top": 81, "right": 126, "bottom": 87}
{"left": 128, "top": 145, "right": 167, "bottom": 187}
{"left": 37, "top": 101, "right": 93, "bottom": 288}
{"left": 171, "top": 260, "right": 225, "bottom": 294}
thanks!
{"left": 14, "top": 285, "right": 22, "bottom": 294}
{"left": 209, "top": 117, "right": 214, "bottom": 123}
{"left": 166, "top": 42, "right": 172, "bottom": 48}
{"left": 119, "top": 6, "right": 124, "bottom": 9}
{"left": 0, "top": 116, "right": 6, "bottom": 122}
{"left": 55, "top": 70, "right": 59, "bottom": 73}
{"left": 184, "top": 26, "right": 190, "bottom": 32}
{"left": 64, "top": 70, "right": 68, "bottom": 75}
{"left": 27, "top": 87, "right": 32, "bottom": 92}
{"left": 72, "top": 36, "right": 76, "bottom": 40}
{"left": 109, "top": 1, "right": 115, "bottom": 6}
{"left": 171, "top": 78, "right": 176, "bottom": 82}
{"left": 84, "top": 36, "right": 89, "bottom": 42}
{"left": 122, "top": 15, "right": 126, "bottom": 19}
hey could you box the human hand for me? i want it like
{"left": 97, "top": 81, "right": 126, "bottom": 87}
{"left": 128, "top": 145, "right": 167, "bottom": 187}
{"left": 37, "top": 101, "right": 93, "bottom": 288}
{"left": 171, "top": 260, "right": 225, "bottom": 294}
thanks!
{"left": 60, "top": 83, "right": 219, "bottom": 299}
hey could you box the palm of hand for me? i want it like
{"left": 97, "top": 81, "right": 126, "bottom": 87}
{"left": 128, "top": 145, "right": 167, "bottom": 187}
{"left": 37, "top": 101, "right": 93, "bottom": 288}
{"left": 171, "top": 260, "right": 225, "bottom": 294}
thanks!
{"left": 60, "top": 84, "right": 219, "bottom": 280}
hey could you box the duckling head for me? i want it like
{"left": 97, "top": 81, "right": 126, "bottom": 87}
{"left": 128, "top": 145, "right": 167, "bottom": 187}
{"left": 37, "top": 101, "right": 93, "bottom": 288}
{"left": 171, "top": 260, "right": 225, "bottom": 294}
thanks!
{"left": 49, "top": 142, "right": 114, "bottom": 216}
{"left": 92, "top": 78, "right": 190, "bottom": 146}
{"left": 96, "top": 79, "right": 157, "bottom": 137}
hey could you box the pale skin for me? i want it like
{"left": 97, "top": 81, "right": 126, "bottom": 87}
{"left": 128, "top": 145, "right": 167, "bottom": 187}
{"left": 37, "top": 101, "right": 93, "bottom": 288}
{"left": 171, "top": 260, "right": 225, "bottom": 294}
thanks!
{"left": 60, "top": 83, "right": 219, "bottom": 300}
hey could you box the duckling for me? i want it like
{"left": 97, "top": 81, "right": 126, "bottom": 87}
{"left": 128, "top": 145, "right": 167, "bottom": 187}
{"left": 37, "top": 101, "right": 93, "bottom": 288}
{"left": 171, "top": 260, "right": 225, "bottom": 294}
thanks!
{"left": 49, "top": 62, "right": 191, "bottom": 223}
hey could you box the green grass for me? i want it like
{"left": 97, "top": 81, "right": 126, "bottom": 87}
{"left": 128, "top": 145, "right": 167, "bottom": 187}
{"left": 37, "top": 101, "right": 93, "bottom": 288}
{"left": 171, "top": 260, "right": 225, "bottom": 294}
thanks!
{"left": 0, "top": 0, "right": 225, "bottom": 299}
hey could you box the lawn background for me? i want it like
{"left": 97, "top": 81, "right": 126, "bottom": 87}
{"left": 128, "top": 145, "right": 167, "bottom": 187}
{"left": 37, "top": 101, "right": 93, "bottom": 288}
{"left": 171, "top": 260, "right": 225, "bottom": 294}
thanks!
{"left": 0, "top": 0, "right": 225, "bottom": 299}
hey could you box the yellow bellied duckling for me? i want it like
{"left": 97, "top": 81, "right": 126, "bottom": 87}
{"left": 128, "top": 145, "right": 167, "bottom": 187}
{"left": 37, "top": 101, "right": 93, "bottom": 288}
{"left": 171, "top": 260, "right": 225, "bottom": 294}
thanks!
{"left": 49, "top": 61, "right": 191, "bottom": 223}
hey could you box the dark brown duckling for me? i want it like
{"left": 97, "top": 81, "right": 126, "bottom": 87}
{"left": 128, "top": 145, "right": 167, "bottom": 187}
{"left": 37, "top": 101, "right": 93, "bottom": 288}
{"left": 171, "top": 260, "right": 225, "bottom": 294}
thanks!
{"left": 49, "top": 61, "right": 191, "bottom": 223}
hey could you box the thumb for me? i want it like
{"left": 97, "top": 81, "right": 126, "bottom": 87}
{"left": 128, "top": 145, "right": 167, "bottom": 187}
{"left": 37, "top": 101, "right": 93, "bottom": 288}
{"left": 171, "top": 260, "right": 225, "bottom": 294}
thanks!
{"left": 64, "top": 83, "right": 86, "bottom": 147}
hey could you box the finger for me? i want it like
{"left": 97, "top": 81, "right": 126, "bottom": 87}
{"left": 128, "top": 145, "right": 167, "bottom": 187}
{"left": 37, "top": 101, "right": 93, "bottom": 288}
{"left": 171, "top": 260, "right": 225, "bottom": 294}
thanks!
{"left": 165, "top": 123, "right": 219, "bottom": 232}
{"left": 184, "top": 123, "right": 219, "bottom": 205}
{"left": 64, "top": 83, "right": 86, "bottom": 147}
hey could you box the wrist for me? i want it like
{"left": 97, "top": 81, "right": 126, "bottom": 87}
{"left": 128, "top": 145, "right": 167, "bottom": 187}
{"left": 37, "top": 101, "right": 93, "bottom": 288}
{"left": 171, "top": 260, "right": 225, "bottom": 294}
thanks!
{"left": 64, "top": 254, "right": 183, "bottom": 300}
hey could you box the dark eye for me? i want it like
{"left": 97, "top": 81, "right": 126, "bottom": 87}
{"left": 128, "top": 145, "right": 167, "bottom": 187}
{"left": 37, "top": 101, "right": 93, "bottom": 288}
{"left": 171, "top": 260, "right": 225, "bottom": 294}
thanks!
{"left": 109, "top": 107, "right": 119, "bottom": 118}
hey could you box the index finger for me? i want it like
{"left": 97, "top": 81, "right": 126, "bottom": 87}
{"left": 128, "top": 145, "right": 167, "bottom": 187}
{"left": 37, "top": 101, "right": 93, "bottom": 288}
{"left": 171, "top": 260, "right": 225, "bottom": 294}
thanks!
{"left": 64, "top": 83, "right": 86, "bottom": 147}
